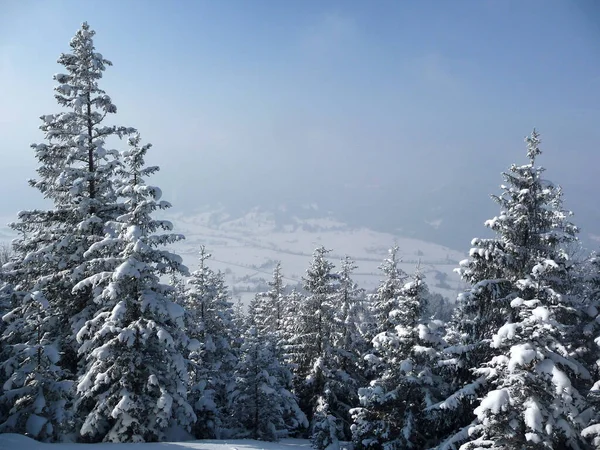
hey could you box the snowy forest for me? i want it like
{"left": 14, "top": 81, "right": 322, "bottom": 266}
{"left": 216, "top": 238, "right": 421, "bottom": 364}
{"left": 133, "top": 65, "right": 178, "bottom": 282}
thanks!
{"left": 1, "top": 22, "right": 600, "bottom": 450}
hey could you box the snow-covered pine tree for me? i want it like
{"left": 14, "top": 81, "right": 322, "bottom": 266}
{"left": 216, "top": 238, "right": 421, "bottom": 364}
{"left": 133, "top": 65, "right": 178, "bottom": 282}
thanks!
{"left": 579, "top": 254, "right": 600, "bottom": 447}
{"left": 1, "top": 22, "right": 136, "bottom": 439}
{"left": 73, "top": 133, "right": 194, "bottom": 442}
{"left": 435, "top": 130, "right": 591, "bottom": 449}
{"left": 351, "top": 269, "right": 446, "bottom": 449}
{"left": 168, "top": 273, "right": 187, "bottom": 307}
{"left": 247, "top": 262, "right": 287, "bottom": 361}
{"left": 0, "top": 244, "right": 11, "bottom": 267}
{"left": 231, "top": 322, "right": 307, "bottom": 441}
{"left": 232, "top": 297, "right": 248, "bottom": 335}
{"left": 324, "top": 256, "right": 368, "bottom": 440}
{"left": 184, "top": 247, "right": 238, "bottom": 438}
{"left": 279, "top": 286, "right": 305, "bottom": 415}
{"left": 368, "top": 246, "right": 408, "bottom": 339}
{"left": 0, "top": 247, "right": 15, "bottom": 388}
{"left": 359, "top": 246, "right": 409, "bottom": 384}
{"left": 19, "top": 22, "right": 135, "bottom": 367}
{"left": 287, "top": 248, "right": 337, "bottom": 425}
{"left": 311, "top": 395, "right": 340, "bottom": 450}
{"left": 0, "top": 263, "right": 74, "bottom": 442}
{"left": 249, "top": 262, "right": 287, "bottom": 335}
{"left": 280, "top": 288, "right": 303, "bottom": 355}
{"left": 0, "top": 290, "right": 72, "bottom": 441}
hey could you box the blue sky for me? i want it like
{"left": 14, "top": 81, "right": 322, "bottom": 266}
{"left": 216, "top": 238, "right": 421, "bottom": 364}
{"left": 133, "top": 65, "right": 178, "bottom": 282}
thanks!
{"left": 1, "top": 0, "right": 599, "bottom": 248}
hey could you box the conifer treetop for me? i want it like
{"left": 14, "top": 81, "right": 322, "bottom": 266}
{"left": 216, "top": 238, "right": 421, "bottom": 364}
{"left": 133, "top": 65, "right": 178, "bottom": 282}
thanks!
{"left": 52, "top": 21, "right": 125, "bottom": 127}
{"left": 30, "top": 21, "right": 135, "bottom": 211}
{"left": 526, "top": 128, "right": 541, "bottom": 165}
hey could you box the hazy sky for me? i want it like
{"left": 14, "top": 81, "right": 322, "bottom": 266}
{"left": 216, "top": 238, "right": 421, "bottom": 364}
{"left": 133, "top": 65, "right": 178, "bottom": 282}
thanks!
{"left": 1, "top": 0, "right": 599, "bottom": 249}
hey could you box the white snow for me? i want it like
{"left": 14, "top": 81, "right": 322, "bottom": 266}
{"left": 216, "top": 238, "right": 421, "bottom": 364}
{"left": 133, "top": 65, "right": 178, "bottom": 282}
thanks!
{"left": 531, "top": 306, "right": 551, "bottom": 322}
{"left": 156, "top": 328, "right": 174, "bottom": 347}
{"left": 473, "top": 389, "right": 510, "bottom": 419}
{"left": 536, "top": 359, "right": 573, "bottom": 394}
{"left": 114, "top": 258, "right": 141, "bottom": 280}
{"left": 161, "top": 207, "right": 465, "bottom": 306}
{"left": 492, "top": 322, "right": 519, "bottom": 347}
{"left": 25, "top": 415, "right": 48, "bottom": 438}
{"left": 0, "top": 434, "right": 318, "bottom": 450}
{"left": 508, "top": 343, "right": 537, "bottom": 371}
{"left": 167, "top": 300, "right": 185, "bottom": 320}
{"left": 523, "top": 399, "right": 543, "bottom": 432}
{"left": 31, "top": 291, "right": 49, "bottom": 309}
{"left": 125, "top": 225, "right": 142, "bottom": 241}
{"left": 582, "top": 424, "right": 600, "bottom": 439}
{"left": 110, "top": 301, "right": 126, "bottom": 321}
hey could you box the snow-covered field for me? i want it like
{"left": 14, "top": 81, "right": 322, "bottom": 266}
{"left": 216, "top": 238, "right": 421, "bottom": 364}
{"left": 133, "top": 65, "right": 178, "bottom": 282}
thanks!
{"left": 168, "top": 207, "right": 466, "bottom": 303}
{"left": 0, "top": 434, "right": 326, "bottom": 450}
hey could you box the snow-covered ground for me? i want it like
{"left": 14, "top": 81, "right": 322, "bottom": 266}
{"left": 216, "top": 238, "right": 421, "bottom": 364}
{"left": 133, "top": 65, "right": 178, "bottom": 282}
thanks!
{"left": 0, "top": 434, "right": 330, "bottom": 450}
{"left": 167, "top": 207, "right": 466, "bottom": 303}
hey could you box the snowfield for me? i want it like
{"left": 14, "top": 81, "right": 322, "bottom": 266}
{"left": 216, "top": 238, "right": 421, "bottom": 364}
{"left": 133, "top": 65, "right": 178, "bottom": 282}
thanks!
{"left": 165, "top": 207, "right": 466, "bottom": 303}
{"left": 0, "top": 434, "right": 329, "bottom": 450}
{"left": 0, "top": 206, "right": 466, "bottom": 304}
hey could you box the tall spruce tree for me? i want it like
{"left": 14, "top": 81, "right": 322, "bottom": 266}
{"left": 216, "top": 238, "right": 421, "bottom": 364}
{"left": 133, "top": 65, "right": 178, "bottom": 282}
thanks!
{"left": 368, "top": 246, "right": 408, "bottom": 339}
{"left": 288, "top": 250, "right": 369, "bottom": 446}
{"left": 434, "top": 131, "right": 591, "bottom": 449}
{"left": 243, "top": 265, "right": 308, "bottom": 438}
{"left": 183, "top": 247, "right": 238, "bottom": 439}
{"left": 352, "top": 269, "right": 446, "bottom": 449}
{"left": 74, "top": 134, "right": 195, "bottom": 442}
{"left": 280, "top": 287, "right": 302, "bottom": 342}
{"left": 286, "top": 247, "right": 342, "bottom": 441}
{"left": 361, "top": 246, "right": 409, "bottom": 382}
{"left": 326, "top": 256, "right": 368, "bottom": 440}
{"left": 0, "top": 22, "right": 135, "bottom": 440}
{"left": 247, "top": 263, "right": 288, "bottom": 375}
{"left": 250, "top": 262, "right": 286, "bottom": 336}
{"left": 231, "top": 322, "right": 307, "bottom": 441}
{"left": 311, "top": 395, "right": 341, "bottom": 450}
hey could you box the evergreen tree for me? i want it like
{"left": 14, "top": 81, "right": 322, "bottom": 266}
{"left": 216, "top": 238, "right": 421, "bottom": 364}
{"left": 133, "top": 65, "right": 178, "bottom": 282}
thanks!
{"left": 232, "top": 297, "right": 248, "bottom": 335}
{"left": 74, "top": 134, "right": 195, "bottom": 442}
{"left": 16, "top": 22, "right": 135, "bottom": 368}
{"left": 368, "top": 246, "right": 408, "bottom": 339}
{"left": 231, "top": 324, "right": 307, "bottom": 440}
{"left": 311, "top": 395, "right": 340, "bottom": 450}
{"left": 280, "top": 288, "right": 302, "bottom": 343}
{"left": 247, "top": 262, "right": 288, "bottom": 365}
{"left": 326, "top": 256, "right": 368, "bottom": 440}
{"left": 580, "top": 254, "right": 600, "bottom": 447}
{"left": 361, "top": 246, "right": 409, "bottom": 382}
{"left": 251, "top": 262, "right": 286, "bottom": 335}
{"left": 168, "top": 273, "right": 187, "bottom": 307}
{"left": 435, "top": 130, "right": 591, "bottom": 449}
{"left": 352, "top": 269, "right": 445, "bottom": 449}
{"left": 0, "top": 249, "right": 15, "bottom": 389}
{"left": 0, "top": 22, "right": 135, "bottom": 439}
{"left": 287, "top": 247, "right": 344, "bottom": 441}
{"left": 0, "top": 291, "right": 72, "bottom": 441}
{"left": 287, "top": 249, "right": 369, "bottom": 444}
{"left": 247, "top": 274, "right": 310, "bottom": 437}
{"left": 184, "top": 247, "right": 238, "bottom": 438}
